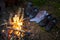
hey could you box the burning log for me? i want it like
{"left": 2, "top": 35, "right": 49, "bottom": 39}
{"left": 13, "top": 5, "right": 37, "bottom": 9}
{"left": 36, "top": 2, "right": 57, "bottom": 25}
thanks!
{"left": 0, "top": 8, "right": 33, "bottom": 40}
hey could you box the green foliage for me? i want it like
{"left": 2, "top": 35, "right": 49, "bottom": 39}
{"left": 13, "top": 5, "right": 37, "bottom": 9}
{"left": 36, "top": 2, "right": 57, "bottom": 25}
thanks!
{"left": 32, "top": 0, "right": 47, "bottom": 6}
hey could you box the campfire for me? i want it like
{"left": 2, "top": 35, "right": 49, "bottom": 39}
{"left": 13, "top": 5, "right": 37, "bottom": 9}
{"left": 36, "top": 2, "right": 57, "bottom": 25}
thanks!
{"left": 1, "top": 8, "right": 31, "bottom": 40}
{"left": 1, "top": 7, "right": 41, "bottom": 40}
{"left": 8, "top": 8, "right": 25, "bottom": 40}
{"left": 8, "top": 14, "right": 24, "bottom": 39}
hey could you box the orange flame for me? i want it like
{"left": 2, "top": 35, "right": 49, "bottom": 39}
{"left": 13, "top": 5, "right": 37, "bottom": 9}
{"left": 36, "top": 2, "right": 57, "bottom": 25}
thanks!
{"left": 12, "top": 14, "right": 23, "bottom": 30}
{"left": 9, "top": 8, "right": 24, "bottom": 37}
